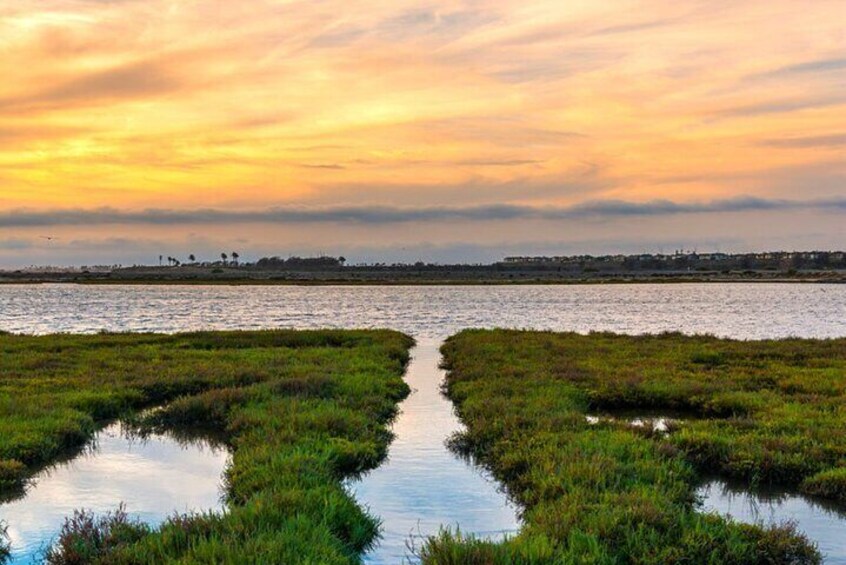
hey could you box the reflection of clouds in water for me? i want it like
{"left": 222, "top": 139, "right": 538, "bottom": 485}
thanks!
{"left": 0, "top": 423, "right": 229, "bottom": 565}
{"left": 351, "top": 342, "right": 519, "bottom": 564}
{"left": 698, "top": 480, "right": 846, "bottom": 563}
{"left": 4, "top": 526, "right": 25, "bottom": 558}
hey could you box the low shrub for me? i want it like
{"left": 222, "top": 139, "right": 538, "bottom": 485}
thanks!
{"left": 45, "top": 505, "right": 151, "bottom": 565}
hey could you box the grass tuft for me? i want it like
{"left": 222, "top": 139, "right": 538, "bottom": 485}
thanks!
{"left": 0, "top": 459, "right": 26, "bottom": 491}
{"left": 801, "top": 468, "right": 846, "bottom": 505}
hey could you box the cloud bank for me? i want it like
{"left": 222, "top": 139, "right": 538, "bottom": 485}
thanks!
{"left": 2, "top": 197, "right": 844, "bottom": 228}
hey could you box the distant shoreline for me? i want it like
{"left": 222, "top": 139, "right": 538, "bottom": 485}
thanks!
{"left": 6, "top": 251, "right": 845, "bottom": 286}
{"left": 2, "top": 273, "right": 844, "bottom": 286}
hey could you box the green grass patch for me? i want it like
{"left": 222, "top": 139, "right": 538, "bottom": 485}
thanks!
{"left": 427, "top": 329, "right": 846, "bottom": 563}
{"left": 0, "top": 329, "right": 413, "bottom": 563}
{"left": 801, "top": 468, "right": 846, "bottom": 505}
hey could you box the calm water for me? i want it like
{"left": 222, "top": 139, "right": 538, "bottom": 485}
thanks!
{"left": 0, "top": 283, "right": 844, "bottom": 339}
{"left": 1, "top": 283, "right": 845, "bottom": 561}
{"left": 349, "top": 342, "right": 519, "bottom": 563}
{"left": 699, "top": 480, "right": 846, "bottom": 564}
{"left": 0, "top": 422, "right": 228, "bottom": 565}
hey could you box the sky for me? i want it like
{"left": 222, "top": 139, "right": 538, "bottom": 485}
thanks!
{"left": 0, "top": 0, "right": 844, "bottom": 267}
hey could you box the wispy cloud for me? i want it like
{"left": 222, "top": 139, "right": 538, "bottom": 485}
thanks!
{"left": 715, "top": 95, "right": 846, "bottom": 118}
{"left": 757, "top": 133, "right": 846, "bottom": 148}
{"left": 590, "top": 18, "right": 678, "bottom": 37}
{"left": 0, "top": 58, "right": 182, "bottom": 112}
{"left": 757, "top": 57, "right": 846, "bottom": 78}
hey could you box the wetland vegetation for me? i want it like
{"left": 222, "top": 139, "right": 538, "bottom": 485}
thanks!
{"left": 3, "top": 325, "right": 846, "bottom": 563}
{"left": 428, "top": 329, "right": 846, "bottom": 563}
{"left": 0, "top": 329, "right": 413, "bottom": 563}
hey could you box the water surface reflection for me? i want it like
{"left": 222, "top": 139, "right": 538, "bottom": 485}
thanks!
{"left": 698, "top": 479, "right": 846, "bottom": 564}
{"left": 350, "top": 341, "right": 519, "bottom": 564}
{"left": 0, "top": 422, "right": 229, "bottom": 565}
{"left": 1, "top": 283, "right": 844, "bottom": 340}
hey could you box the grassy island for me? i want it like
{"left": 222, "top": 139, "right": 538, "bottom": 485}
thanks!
{"left": 0, "top": 329, "right": 413, "bottom": 563}
{"left": 424, "top": 330, "right": 846, "bottom": 564}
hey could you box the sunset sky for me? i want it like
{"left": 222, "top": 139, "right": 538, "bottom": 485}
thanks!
{"left": 1, "top": 0, "right": 844, "bottom": 266}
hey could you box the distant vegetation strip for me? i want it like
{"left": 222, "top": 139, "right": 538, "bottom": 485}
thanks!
{"left": 7, "top": 249, "right": 846, "bottom": 274}
{"left": 3, "top": 271, "right": 844, "bottom": 286}
{"left": 0, "top": 329, "right": 413, "bottom": 563}
{"left": 423, "top": 330, "right": 846, "bottom": 563}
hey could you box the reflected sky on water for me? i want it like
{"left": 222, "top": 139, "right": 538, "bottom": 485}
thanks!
{"left": 699, "top": 479, "right": 846, "bottom": 564}
{"left": 350, "top": 341, "right": 519, "bottom": 563}
{"left": 0, "top": 423, "right": 228, "bottom": 565}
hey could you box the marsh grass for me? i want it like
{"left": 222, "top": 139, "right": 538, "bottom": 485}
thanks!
{"left": 426, "top": 329, "right": 844, "bottom": 563}
{"left": 0, "top": 329, "right": 413, "bottom": 563}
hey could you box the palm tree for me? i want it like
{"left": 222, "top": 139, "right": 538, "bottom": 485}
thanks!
{"left": 189, "top": 254, "right": 196, "bottom": 263}
{"left": 221, "top": 253, "right": 228, "bottom": 265}
{"left": 232, "top": 252, "right": 240, "bottom": 266}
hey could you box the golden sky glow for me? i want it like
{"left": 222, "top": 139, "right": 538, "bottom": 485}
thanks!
{"left": 0, "top": 0, "right": 844, "bottom": 264}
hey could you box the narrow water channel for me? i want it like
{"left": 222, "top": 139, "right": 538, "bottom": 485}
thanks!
{"left": 0, "top": 422, "right": 229, "bottom": 564}
{"left": 350, "top": 340, "right": 520, "bottom": 563}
